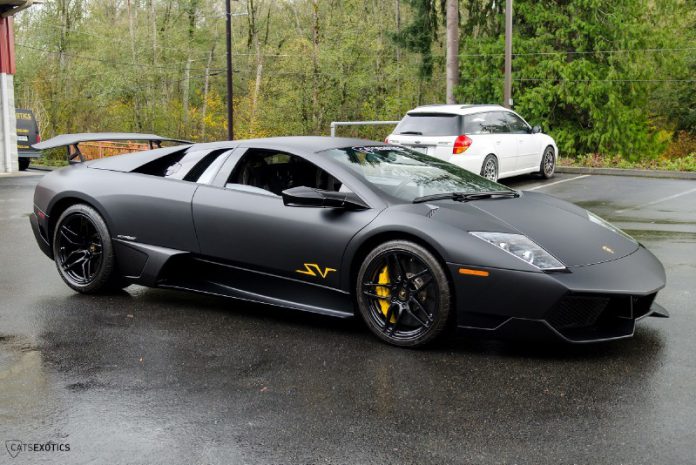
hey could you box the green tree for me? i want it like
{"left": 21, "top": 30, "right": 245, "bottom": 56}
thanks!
{"left": 456, "top": 0, "right": 691, "bottom": 160}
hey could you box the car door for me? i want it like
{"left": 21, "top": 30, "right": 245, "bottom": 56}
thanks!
{"left": 98, "top": 147, "right": 230, "bottom": 253}
{"left": 485, "top": 111, "right": 518, "bottom": 175}
{"left": 505, "top": 112, "right": 540, "bottom": 171}
{"left": 191, "top": 147, "right": 381, "bottom": 299}
{"left": 98, "top": 147, "right": 234, "bottom": 279}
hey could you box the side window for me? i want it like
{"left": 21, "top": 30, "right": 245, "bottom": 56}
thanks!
{"left": 165, "top": 151, "right": 202, "bottom": 179}
{"left": 132, "top": 150, "right": 187, "bottom": 176}
{"left": 131, "top": 148, "right": 228, "bottom": 181}
{"left": 228, "top": 149, "right": 346, "bottom": 196}
{"left": 505, "top": 113, "right": 531, "bottom": 134}
{"left": 187, "top": 149, "right": 230, "bottom": 183}
{"left": 463, "top": 113, "right": 489, "bottom": 135}
{"left": 486, "top": 112, "right": 511, "bottom": 134}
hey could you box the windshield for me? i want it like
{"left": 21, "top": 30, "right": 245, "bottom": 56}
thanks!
{"left": 323, "top": 145, "right": 511, "bottom": 202}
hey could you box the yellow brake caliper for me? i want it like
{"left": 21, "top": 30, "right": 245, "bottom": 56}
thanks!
{"left": 376, "top": 266, "right": 396, "bottom": 323}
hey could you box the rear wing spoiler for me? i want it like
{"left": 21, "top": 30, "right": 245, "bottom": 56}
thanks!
{"left": 32, "top": 132, "right": 192, "bottom": 163}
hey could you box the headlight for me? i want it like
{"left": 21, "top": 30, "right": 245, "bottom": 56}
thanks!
{"left": 587, "top": 211, "right": 636, "bottom": 243}
{"left": 470, "top": 232, "right": 566, "bottom": 271}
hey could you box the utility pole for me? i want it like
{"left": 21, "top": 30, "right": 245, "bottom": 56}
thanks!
{"left": 224, "top": 2, "right": 247, "bottom": 141}
{"left": 225, "top": 0, "right": 234, "bottom": 140}
{"left": 445, "top": 0, "right": 459, "bottom": 104}
{"left": 503, "top": 0, "right": 513, "bottom": 108}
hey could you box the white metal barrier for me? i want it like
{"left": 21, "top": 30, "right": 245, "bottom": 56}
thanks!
{"left": 329, "top": 120, "right": 400, "bottom": 137}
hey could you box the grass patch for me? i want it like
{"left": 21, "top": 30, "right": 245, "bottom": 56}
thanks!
{"left": 560, "top": 153, "right": 696, "bottom": 172}
{"left": 31, "top": 158, "right": 69, "bottom": 167}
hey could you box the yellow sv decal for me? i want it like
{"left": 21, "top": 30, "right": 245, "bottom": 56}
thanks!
{"left": 296, "top": 263, "right": 337, "bottom": 279}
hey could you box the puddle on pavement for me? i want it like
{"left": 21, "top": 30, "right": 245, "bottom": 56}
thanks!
{"left": 625, "top": 229, "right": 696, "bottom": 242}
{"left": 619, "top": 218, "right": 696, "bottom": 226}
{"left": 574, "top": 200, "right": 696, "bottom": 235}
{"left": 0, "top": 334, "right": 55, "bottom": 425}
{"left": 574, "top": 200, "right": 624, "bottom": 212}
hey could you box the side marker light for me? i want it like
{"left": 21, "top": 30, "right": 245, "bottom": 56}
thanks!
{"left": 458, "top": 268, "right": 489, "bottom": 277}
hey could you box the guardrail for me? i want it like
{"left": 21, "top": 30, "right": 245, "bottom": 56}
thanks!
{"left": 329, "top": 120, "right": 400, "bottom": 137}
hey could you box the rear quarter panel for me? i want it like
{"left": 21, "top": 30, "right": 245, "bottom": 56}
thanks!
{"left": 39, "top": 166, "right": 199, "bottom": 252}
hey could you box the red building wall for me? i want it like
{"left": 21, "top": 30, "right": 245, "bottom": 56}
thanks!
{"left": 0, "top": 17, "right": 16, "bottom": 75}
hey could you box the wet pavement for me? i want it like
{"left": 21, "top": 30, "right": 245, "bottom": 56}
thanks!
{"left": 0, "top": 171, "right": 694, "bottom": 465}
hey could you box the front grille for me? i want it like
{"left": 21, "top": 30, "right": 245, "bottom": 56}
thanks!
{"left": 546, "top": 296, "right": 610, "bottom": 330}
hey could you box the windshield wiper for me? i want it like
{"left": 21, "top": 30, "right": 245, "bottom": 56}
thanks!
{"left": 413, "top": 190, "right": 519, "bottom": 203}
{"left": 397, "top": 131, "right": 423, "bottom": 135}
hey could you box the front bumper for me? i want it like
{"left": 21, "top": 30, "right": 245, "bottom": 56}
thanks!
{"left": 449, "top": 245, "right": 667, "bottom": 343}
{"left": 30, "top": 209, "right": 53, "bottom": 259}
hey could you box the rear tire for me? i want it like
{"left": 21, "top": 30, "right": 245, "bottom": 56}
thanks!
{"left": 480, "top": 154, "right": 498, "bottom": 182}
{"left": 18, "top": 158, "right": 30, "bottom": 171}
{"left": 356, "top": 240, "right": 451, "bottom": 348}
{"left": 538, "top": 146, "right": 555, "bottom": 179}
{"left": 53, "top": 204, "right": 123, "bottom": 293}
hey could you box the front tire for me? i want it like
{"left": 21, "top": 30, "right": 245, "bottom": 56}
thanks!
{"left": 53, "top": 204, "right": 121, "bottom": 293}
{"left": 539, "top": 146, "right": 556, "bottom": 179}
{"left": 356, "top": 240, "right": 451, "bottom": 347}
{"left": 480, "top": 154, "right": 498, "bottom": 182}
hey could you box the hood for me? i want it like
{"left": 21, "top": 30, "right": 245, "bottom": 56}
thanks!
{"left": 420, "top": 191, "right": 638, "bottom": 267}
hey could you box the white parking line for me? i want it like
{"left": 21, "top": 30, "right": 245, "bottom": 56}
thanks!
{"left": 615, "top": 186, "right": 696, "bottom": 214}
{"left": 526, "top": 174, "right": 591, "bottom": 191}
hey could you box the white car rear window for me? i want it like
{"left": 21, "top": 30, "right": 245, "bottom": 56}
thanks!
{"left": 394, "top": 114, "right": 460, "bottom": 137}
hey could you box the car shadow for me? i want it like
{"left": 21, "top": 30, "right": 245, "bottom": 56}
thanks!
{"left": 434, "top": 326, "right": 665, "bottom": 361}
{"left": 71, "top": 285, "right": 666, "bottom": 363}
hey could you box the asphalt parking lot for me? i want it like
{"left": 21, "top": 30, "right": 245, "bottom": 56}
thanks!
{"left": 0, "top": 170, "right": 694, "bottom": 465}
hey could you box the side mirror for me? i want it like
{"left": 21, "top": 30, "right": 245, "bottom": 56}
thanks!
{"left": 281, "top": 186, "right": 369, "bottom": 210}
{"left": 531, "top": 125, "right": 542, "bottom": 134}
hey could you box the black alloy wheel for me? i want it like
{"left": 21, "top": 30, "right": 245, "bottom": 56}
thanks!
{"left": 357, "top": 240, "right": 451, "bottom": 347}
{"left": 53, "top": 204, "right": 121, "bottom": 293}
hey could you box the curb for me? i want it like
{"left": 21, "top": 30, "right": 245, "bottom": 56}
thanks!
{"left": 28, "top": 164, "right": 58, "bottom": 171}
{"left": 557, "top": 166, "right": 696, "bottom": 180}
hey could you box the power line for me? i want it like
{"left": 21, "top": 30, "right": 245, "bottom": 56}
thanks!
{"left": 15, "top": 43, "right": 223, "bottom": 72}
{"left": 15, "top": 43, "right": 693, "bottom": 85}
{"left": 17, "top": 68, "right": 222, "bottom": 86}
{"left": 14, "top": 34, "right": 696, "bottom": 77}
{"left": 459, "top": 47, "right": 696, "bottom": 58}
{"left": 508, "top": 77, "right": 695, "bottom": 83}
{"left": 27, "top": 20, "right": 212, "bottom": 58}
{"left": 15, "top": 42, "right": 293, "bottom": 71}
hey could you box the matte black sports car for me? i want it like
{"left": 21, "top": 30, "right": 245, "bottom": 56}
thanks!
{"left": 30, "top": 134, "right": 668, "bottom": 347}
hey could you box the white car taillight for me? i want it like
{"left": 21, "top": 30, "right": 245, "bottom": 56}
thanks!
{"left": 453, "top": 134, "right": 472, "bottom": 154}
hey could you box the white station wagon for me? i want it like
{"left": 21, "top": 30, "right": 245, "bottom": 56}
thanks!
{"left": 386, "top": 104, "right": 558, "bottom": 182}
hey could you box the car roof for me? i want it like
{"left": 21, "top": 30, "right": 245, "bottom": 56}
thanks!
{"left": 86, "top": 136, "right": 388, "bottom": 173}
{"left": 188, "top": 136, "right": 384, "bottom": 153}
{"left": 407, "top": 104, "right": 508, "bottom": 116}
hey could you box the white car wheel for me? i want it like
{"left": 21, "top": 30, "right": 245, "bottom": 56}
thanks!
{"left": 539, "top": 146, "right": 555, "bottom": 179}
{"left": 481, "top": 155, "right": 498, "bottom": 182}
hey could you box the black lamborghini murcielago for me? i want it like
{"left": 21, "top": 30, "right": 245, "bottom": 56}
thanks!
{"left": 30, "top": 134, "right": 668, "bottom": 347}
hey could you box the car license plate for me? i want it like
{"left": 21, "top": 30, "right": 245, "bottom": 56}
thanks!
{"left": 17, "top": 135, "right": 28, "bottom": 142}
